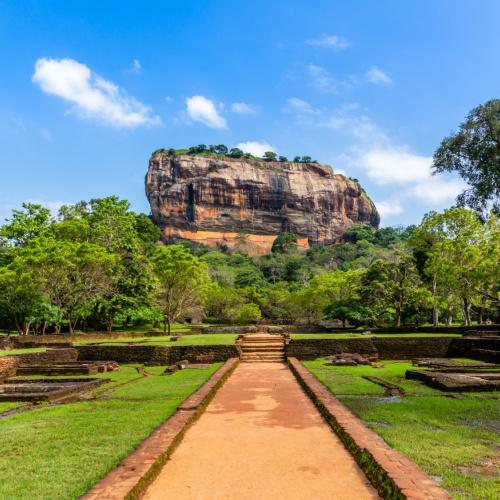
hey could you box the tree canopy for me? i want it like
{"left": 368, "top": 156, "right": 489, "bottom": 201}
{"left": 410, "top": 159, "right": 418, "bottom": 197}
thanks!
{"left": 432, "top": 99, "right": 500, "bottom": 215}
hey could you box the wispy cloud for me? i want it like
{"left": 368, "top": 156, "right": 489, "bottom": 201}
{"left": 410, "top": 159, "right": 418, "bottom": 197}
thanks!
{"left": 283, "top": 97, "right": 320, "bottom": 115}
{"left": 235, "top": 141, "right": 275, "bottom": 156}
{"left": 185, "top": 95, "right": 227, "bottom": 128}
{"left": 32, "top": 57, "right": 161, "bottom": 128}
{"left": 40, "top": 128, "right": 53, "bottom": 142}
{"left": 365, "top": 66, "right": 392, "bottom": 85}
{"left": 306, "top": 34, "right": 348, "bottom": 50}
{"left": 231, "top": 102, "right": 257, "bottom": 114}
{"left": 126, "top": 59, "right": 142, "bottom": 75}
{"left": 318, "top": 107, "right": 464, "bottom": 215}
{"left": 307, "top": 64, "right": 355, "bottom": 94}
{"left": 375, "top": 200, "right": 404, "bottom": 217}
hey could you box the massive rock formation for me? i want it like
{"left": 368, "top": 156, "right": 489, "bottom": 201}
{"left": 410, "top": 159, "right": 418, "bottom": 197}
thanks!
{"left": 146, "top": 152, "right": 379, "bottom": 254}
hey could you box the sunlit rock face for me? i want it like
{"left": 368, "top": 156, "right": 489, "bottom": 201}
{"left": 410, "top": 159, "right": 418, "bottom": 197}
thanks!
{"left": 145, "top": 152, "right": 379, "bottom": 255}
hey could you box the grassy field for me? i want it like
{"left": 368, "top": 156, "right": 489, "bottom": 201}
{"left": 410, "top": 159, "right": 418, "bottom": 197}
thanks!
{"left": 75, "top": 333, "right": 238, "bottom": 346}
{"left": 304, "top": 359, "right": 500, "bottom": 499}
{"left": 0, "top": 363, "right": 220, "bottom": 499}
{"left": 0, "top": 348, "right": 48, "bottom": 356}
{"left": 290, "top": 333, "right": 461, "bottom": 339}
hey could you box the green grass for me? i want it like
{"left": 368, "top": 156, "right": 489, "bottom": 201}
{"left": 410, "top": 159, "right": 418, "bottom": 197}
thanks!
{"left": 305, "top": 360, "right": 500, "bottom": 499}
{"left": 77, "top": 333, "right": 238, "bottom": 346}
{"left": 0, "top": 348, "right": 48, "bottom": 356}
{"left": 0, "top": 363, "right": 220, "bottom": 499}
{"left": 290, "top": 333, "right": 461, "bottom": 339}
{"left": 0, "top": 402, "right": 25, "bottom": 413}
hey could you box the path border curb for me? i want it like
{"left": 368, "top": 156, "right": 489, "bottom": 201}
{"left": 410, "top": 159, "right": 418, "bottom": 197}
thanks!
{"left": 287, "top": 358, "right": 451, "bottom": 500}
{"left": 81, "top": 358, "right": 239, "bottom": 500}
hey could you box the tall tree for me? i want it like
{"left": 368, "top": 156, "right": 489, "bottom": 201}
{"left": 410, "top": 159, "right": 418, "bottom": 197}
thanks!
{"left": 432, "top": 99, "right": 500, "bottom": 215}
{"left": 151, "top": 245, "right": 210, "bottom": 334}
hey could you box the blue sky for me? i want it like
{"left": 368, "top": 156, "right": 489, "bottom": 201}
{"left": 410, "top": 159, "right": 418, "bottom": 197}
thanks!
{"left": 1, "top": 0, "right": 499, "bottom": 226}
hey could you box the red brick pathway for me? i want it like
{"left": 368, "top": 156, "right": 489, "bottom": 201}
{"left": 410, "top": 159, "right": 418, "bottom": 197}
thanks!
{"left": 144, "top": 363, "right": 378, "bottom": 500}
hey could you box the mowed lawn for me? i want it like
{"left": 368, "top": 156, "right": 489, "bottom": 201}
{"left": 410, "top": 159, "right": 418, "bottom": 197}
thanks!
{"left": 304, "top": 360, "right": 500, "bottom": 499}
{"left": 75, "top": 333, "right": 238, "bottom": 346}
{"left": 290, "top": 333, "right": 461, "bottom": 339}
{"left": 0, "top": 363, "right": 220, "bottom": 499}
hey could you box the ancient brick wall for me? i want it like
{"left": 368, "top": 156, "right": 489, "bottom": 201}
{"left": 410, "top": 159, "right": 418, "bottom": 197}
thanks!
{"left": 286, "top": 337, "right": 457, "bottom": 360}
{"left": 372, "top": 338, "right": 454, "bottom": 360}
{"left": 0, "top": 348, "right": 78, "bottom": 381}
{"left": 286, "top": 338, "right": 378, "bottom": 360}
{"left": 76, "top": 344, "right": 239, "bottom": 365}
{"left": 447, "top": 337, "right": 500, "bottom": 363}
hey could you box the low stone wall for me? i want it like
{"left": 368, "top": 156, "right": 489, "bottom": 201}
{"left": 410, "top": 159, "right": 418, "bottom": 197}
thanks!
{"left": 0, "top": 348, "right": 78, "bottom": 381}
{"left": 286, "top": 338, "right": 378, "bottom": 360}
{"left": 76, "top": 345, "right": 239, "bottom": 365}
{"left": 372, "top": 338, "right": 454, "bottom": 360}
{"left": 77, "top": 345, "right": 171, "bottom": 364}
{"left": 448, "top": 337, "right": 500, "bottom": 363}
{"left": 168, "top": 345, "right": 239, "bottom": 364}
{"left": 286, "top": 337, "right": 457, "bottom": 360}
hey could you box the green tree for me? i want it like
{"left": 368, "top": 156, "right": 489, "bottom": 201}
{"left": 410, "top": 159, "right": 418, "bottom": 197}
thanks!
{"left": 361, "top": 248, "right": 426, "bottom": 327}
{"left": 0, "top": 257, "right": 43, "bottom": 334}
{"left": 263, "top": 151, "right": 277, "bottom": 161}
{"left": 278, "top": 156, "right": 288, "bottom": 162}
{"left": 432, "top": 99, "right": 500, "bottom": 214}
{"left": 151, "top": 245, "right": 210, "bottom": 334}
{"left": 1, "top": 203, "right": 54, "bottom": 246}
{"left": 25, "top": 239, "right": 116, "bottom": 334}
{"left": 272, "top": 232, "right": 298, "bottom": 253}
{"left": 228, "top": 148, "right": 244, "bottom": 158}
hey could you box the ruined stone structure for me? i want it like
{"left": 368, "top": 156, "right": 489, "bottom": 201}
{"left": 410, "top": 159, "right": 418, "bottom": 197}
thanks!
{"left": 146, "top": 152, "right": 379, "bottom": 254}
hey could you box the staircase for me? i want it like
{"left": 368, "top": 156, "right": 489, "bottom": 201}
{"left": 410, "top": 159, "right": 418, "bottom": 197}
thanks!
{"left": 239, "top": 333, "right": 286, "bottom": 363}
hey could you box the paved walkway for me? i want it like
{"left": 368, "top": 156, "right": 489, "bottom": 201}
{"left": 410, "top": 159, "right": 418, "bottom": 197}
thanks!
{"left": 144, "top": 363, "right": 378, "bottom": 500}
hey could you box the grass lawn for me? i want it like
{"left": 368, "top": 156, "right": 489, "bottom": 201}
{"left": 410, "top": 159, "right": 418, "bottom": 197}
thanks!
{"left": 305, "top": 359, "right": 500, "bottom": 499}
{"left": 0, "top": 402, "right": 26, "bottom": 413}
{"left": 290, "top": 333, "right": 461, "bottom": 339}
{"left": 76, "top": 333, "right": 238, "bottom": 346}
{"left": 0, "top": 348, "right": 48, "bottom": 356}
{"left": 0, "top": 363, "right": 220, "bottom": 499}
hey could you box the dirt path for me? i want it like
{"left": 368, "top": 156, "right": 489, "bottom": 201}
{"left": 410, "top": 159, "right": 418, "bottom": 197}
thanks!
{"left": 144, "top": 363, "right": 378, "bottom": 500}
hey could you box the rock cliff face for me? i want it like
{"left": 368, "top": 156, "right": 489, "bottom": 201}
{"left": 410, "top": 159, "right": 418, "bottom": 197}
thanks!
{"left": 146, "top": 152, "right": 379, "bottom": 254}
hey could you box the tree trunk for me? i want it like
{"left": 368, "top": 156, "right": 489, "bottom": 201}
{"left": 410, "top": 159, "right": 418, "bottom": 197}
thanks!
{"left": 42, "top": 321, "right": 47, "bottom": 336}
{"left": 432, "top": 278, "right": 439, "bottom": 327}
{"left": 463, "top": 297, "right": 472, "bottom": 327}
{"left": 167, "top": 319, "right": 171, "bottom": 335}
{"left": 446, "top": 305, "right": 453, "bottom": 327}
{"left": 342, "top": 319, "right": 346, "bottom": 329}
{"left": 163, "top": 320, "right": 167, "bottom": 334}
{"left": 395, "top": 308, "right": 401, "bottom": 328}
{"left": 106, "top": 315, "right": 113, "bottom": 333}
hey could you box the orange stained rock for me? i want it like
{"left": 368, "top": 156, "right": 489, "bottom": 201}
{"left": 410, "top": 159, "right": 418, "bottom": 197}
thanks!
{"left": 144, "top": 363, "right": 378, "bottom": 500}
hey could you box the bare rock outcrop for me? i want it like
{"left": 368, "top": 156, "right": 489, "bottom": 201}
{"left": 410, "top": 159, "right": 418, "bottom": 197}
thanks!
{"left": 146, "top": 152, "right": 379, "bottom": 254}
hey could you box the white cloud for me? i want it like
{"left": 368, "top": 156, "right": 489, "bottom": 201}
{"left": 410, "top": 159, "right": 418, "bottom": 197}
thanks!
{"left": 306, "top": 34, "right": 348, "bottom": 49}
{"left": 126, "top": 59, "right": 142, "bottom": 74}
{"left": 231, "top": 102, "right": 256, "bottom": 114}
{"left": 409, "top": 177, "right": 466, "bottom": 204}
{"left": 235, "top": 141, "right": 275, "bottom": 157}
{"left": 358, "top": 147, "right": 431, "bottom": 185}
{"left": 307, "top": 64, "right": 341, "bottom": 94}
{"left": 284, "top": 97, "right": 319, "bottom": 115}
{"left": 365, "top": 66, "right": 392, "bottom": 85}
{"left": 40, "top": 128, "right": 53, "bottom": 142}
{"left": 185, "top": 95, "right": 227, "bottom": 129}
{"left": 32, "top": 57, "right": 161, "bottom": 128}
{"left": 375, "top": 200, "right": 404, "bottom": 217}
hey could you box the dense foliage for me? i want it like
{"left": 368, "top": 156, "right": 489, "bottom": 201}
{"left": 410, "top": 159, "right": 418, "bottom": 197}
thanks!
{"left": 432, "top": 99, "right": 500, "bottom": 215}
{"left": 153, "top": 144, "right": 318, "bottom": 164}
{"left": 0, "top": 196, "right": 497, "bottom": 334}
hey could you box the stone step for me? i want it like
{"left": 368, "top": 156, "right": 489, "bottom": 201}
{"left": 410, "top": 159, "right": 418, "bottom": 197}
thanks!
{"left": 241, "top": 345, "right": 285, "bottom": 350}
{"left": 240, "top": 354, "right": 285, "bottom": 361}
